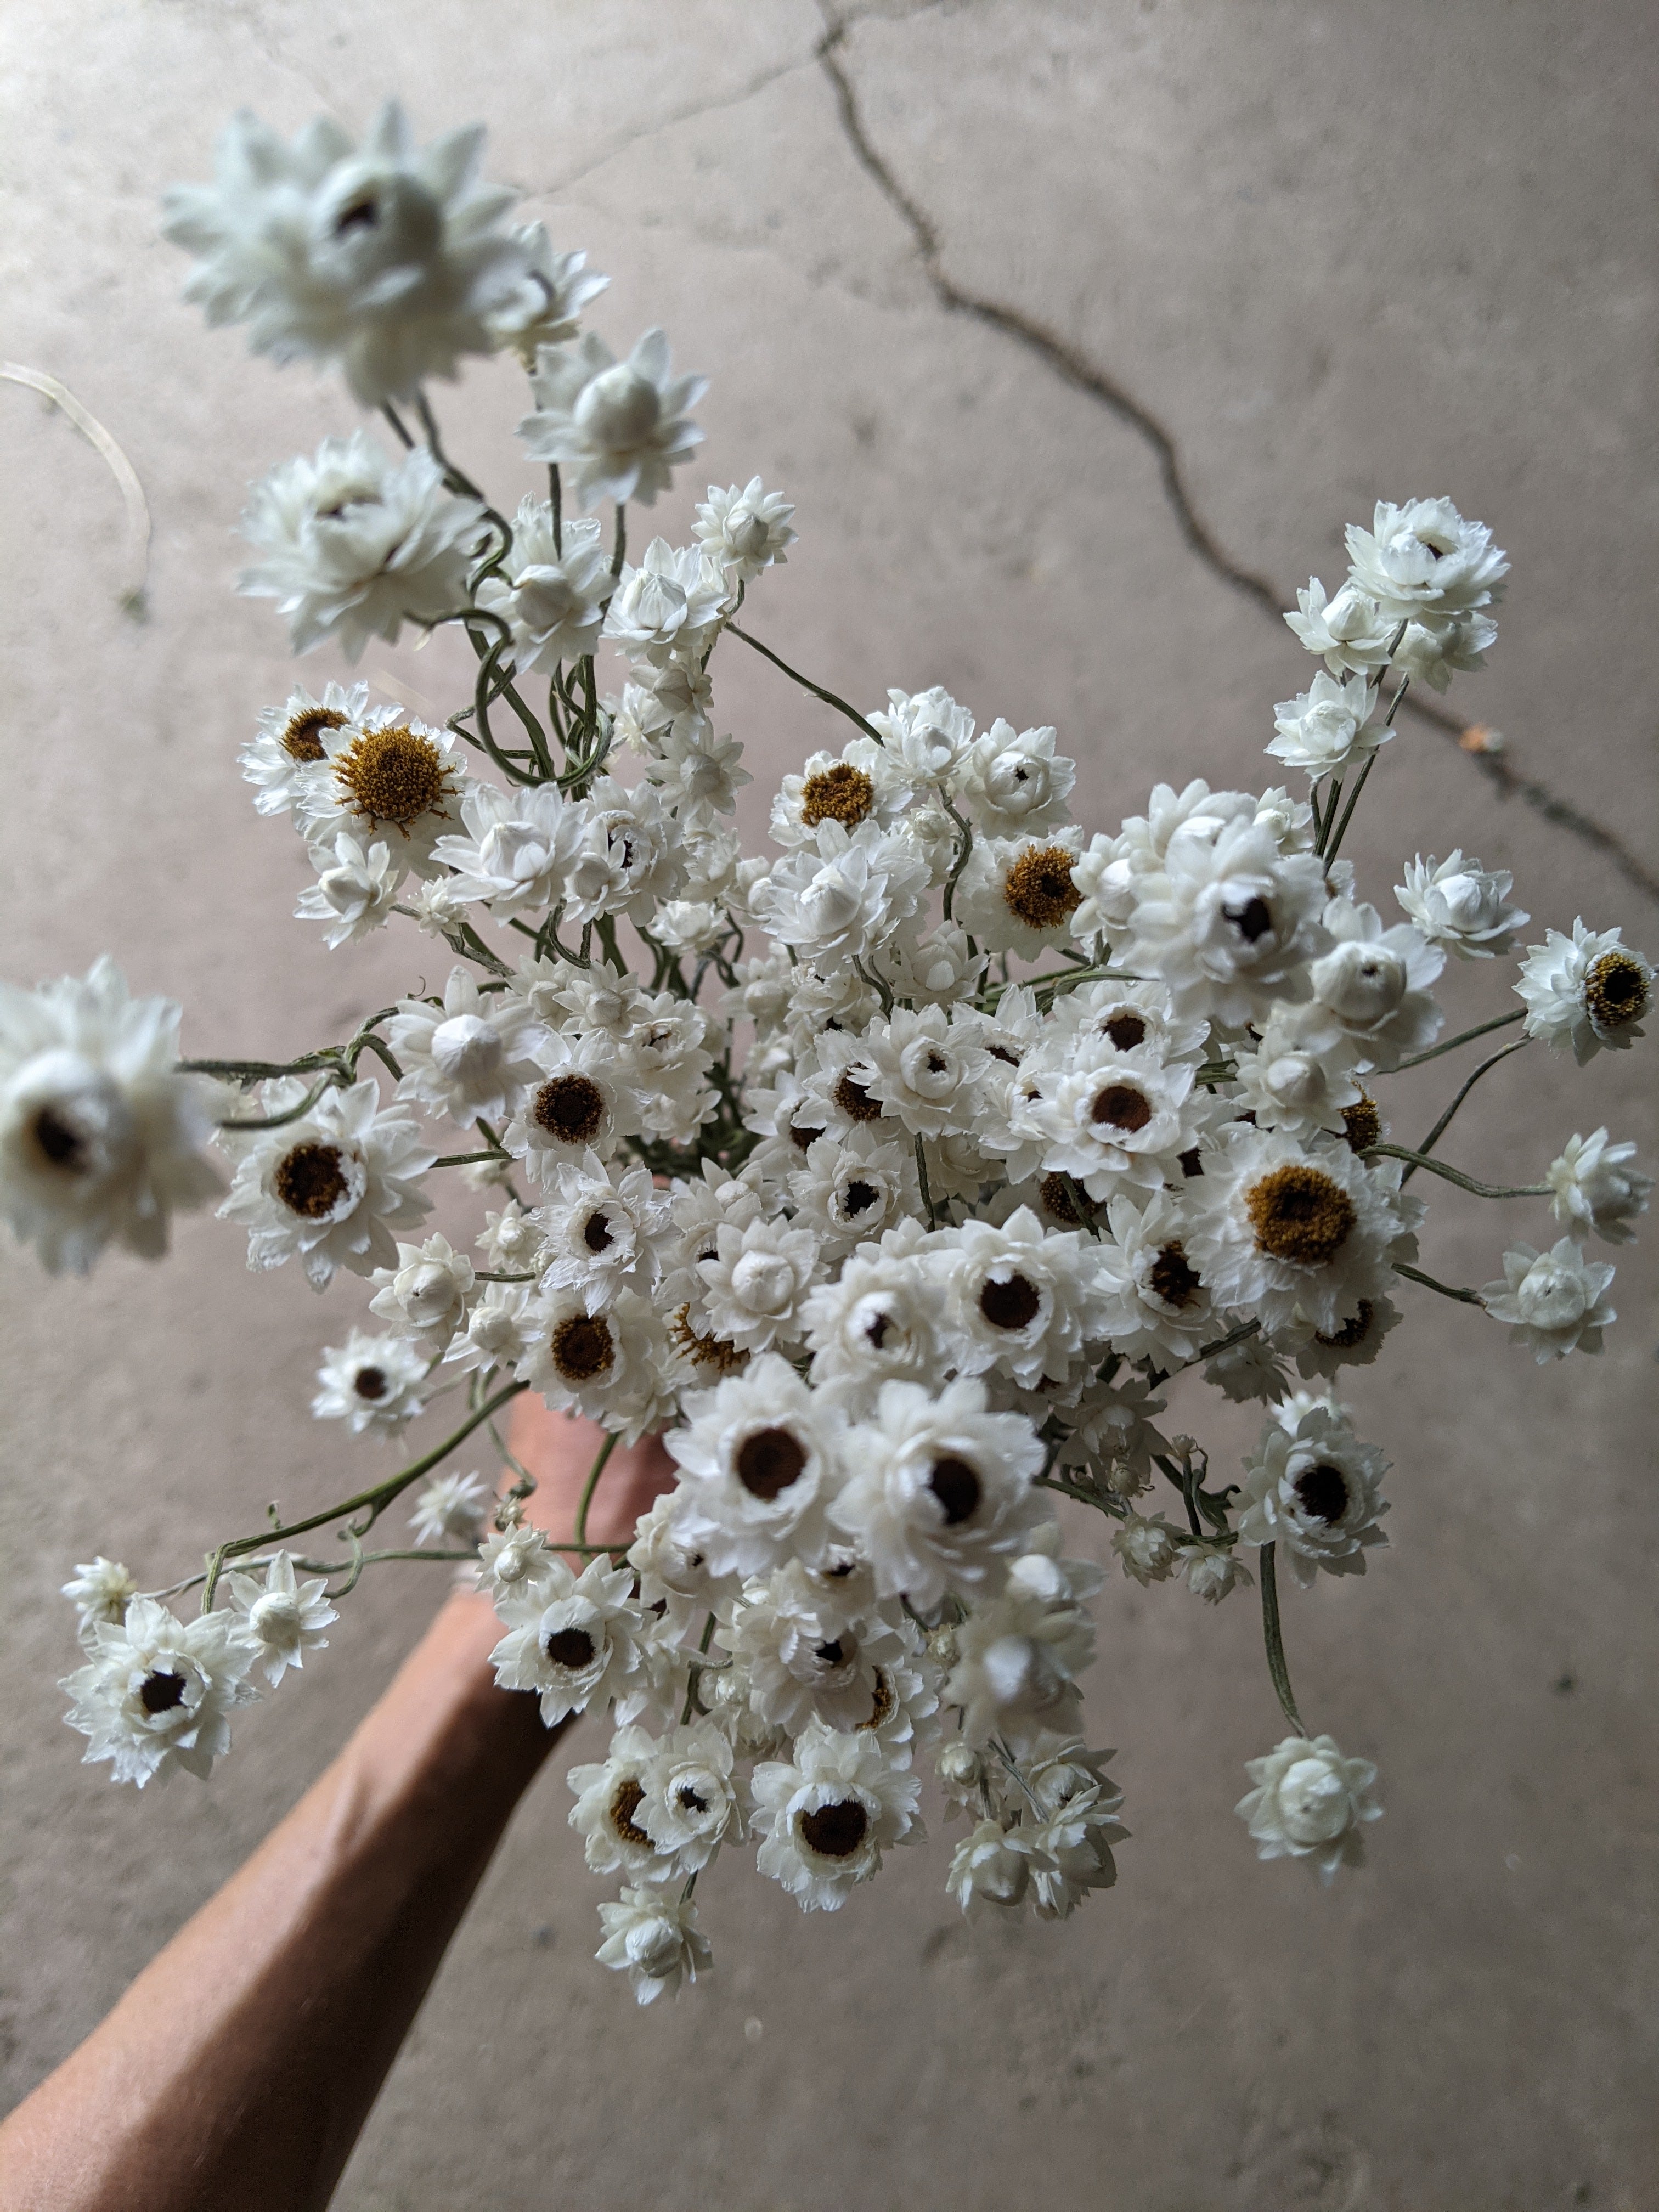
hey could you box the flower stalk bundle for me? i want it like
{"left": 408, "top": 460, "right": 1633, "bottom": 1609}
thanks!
{"left": 10, "top": 104, "right": 1652, "bottom": 2003}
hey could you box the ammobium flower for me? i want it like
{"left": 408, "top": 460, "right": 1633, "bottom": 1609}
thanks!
{"left": 751, "top": 1717, "right": 922, "bottom": 1911}
{"left": 0, "top": 958, "right": 222, "bottom": 1274}
{"left": 1516, "top": 920, "right": 1653, "bottom": 1063}
{"left": 240, "top": 680, "right": 368, "bottom": 819}
{"left": 519, "top": 326, "right": 705, "bottom": 509}
{"left": 163, "top": 103, "right": 530, "bottom": 403}
{"left": 488, "top": 1554, "right": 650, "bottom": 1725}
{"left": 223, "top": 1553, "right": 338, "bottom": 1688}
{"left": 241, "top": 434, "right": 484, "bottom": 660}
{"left": 1395, "top": 850, "right": 1527, "bottom": 960}
{"left": 595, "top": 1886, "right": 712, "bottom": 2005}
{"left": 1235, "top": 1400, "right": 1390, "bottom": 1587}
{"left": 61, "top": 1596, "right": 259, "bottom": 1787}
{"left": 1236, "top": 1733, "right": 1381, "bottom": 1884}
{"left": 311, "top": 1326, "right": 430, "bottom": 1436}
{"left": 474, "top": 499, "right": 611, "bottom": 672}
{"left": 1545, "top": 1128, "right": 1652, "bottom": 1246}
{"left": 387, "top": 966, "right": 545, "bottom": 1126}
{"left": 1481, "top": 1238, "right": 1616, "bottom": 1362}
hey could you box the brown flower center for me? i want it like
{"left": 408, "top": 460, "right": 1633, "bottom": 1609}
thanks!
{"left": 138, "top": 1670, "right": 187, "bottom": 1716}
{"left": 833, "top": 1073, "right": 883, "bottom": 1123}
{"left": 800, "top": 762, "right": 875, "bottom": 829}
{"left": 353, "top": 1365, "right": 388, "bottom": 1401}
{"left": 787, "top": 1115, "right": 826, "bottom": 1152}
{"left": 1584, "top": 950, "right": 1650, "bottom": 1031}
{"left": 928, "top": 1455, "right": 982, "bottom": 1526}
{"left": 1246, "top": 1163, "right": 1355, "bottom": 1265}
{"left": 1091, "top": 1082, "right": 1153, "bottom": 1133}
{"left": 1037, "top": 1172, "right": 1093, "bottom": 1226}
{"left": 551, "top": 1313, "right": 614, "bottom": 1382}
{"left": 582, "top": 1210, "right": 614, "bottom": 1253}
{"left": 1103, "top": 1011, "right": 1147, "bottom": 1050}
{"left": 1222, "top": 895, "right": 1274, "bottom": 943}
{"left": 609, "top": 1775, "right": 651, "bottom": 1846}
{"left": 861, "top": 1669, "right": 896, "bottom": 1730}
{"left": 1148, "top": 1242, "right": 1201, "bottom": 1310}
{"left": 1178, "top": 1147, "right": 1204, "bottom": 1179}
{"left": 334, "top": 724, "right": 451, "bottom": 831}
{"left": 668, "top": 1304, "right": 749, "bottom": 1374}
{"left": 274, "top": 1141, "right": 350, "bottom": 1220}
{"left": 281, "top": 704, "right": 347, "bottom": 763}
{"left": 1003, "top": 845, "right": 1081, "bottom": 931}
{"left": 1341, "top": 1096, "right": 1381, "bottom": 1154}
{"left": 979, "top": 1272, "right": 1042, "bottom": 1330}
{"left": 1315, "top": 1300, "right": 1375, "bottom": 1350}
{"left": 840, "top": 1177, "right": 881, "bottom": 1219}
{"left": 1293, "top": 1462, "right": 1350, "bottom": 1523}
{"left": 533, "top": 1074, "right": 605, "bottom": 1144}
{"left": 31, "top": 1105, "right": 87, "bottom": 1171}
{"left": 735, "top": 1425, "right": 808, "bottom": 1500}
{"left": 799, "top": 1799, "right": 869, "bottom": 1859}
{"left": 543, "top": 1626, "right": 597, "bottom": 1671}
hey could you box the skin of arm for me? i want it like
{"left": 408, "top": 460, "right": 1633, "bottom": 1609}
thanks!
{"left": 0, "top": 1400, "right": 673, "bottom": 2212}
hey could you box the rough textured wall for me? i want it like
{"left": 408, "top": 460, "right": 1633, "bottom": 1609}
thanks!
{"left": 1, "top": 4, "right": 1655, "bottom": 2206}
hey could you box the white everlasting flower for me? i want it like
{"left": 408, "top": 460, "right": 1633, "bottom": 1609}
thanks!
{"left": 562, "top": 777, "right": 683, "bottom": 928}
{"left": 801, "top": 1230, "right": 950, "bottom": 1413}
{"left": 695, "top": 477, "right": 797, "bottom": 583}
{"left": 1481, "top": 1238, "right": 1616, "bottom": 1362}
{"left": 1032, "top": 1039, "right": 1197, "bottom": 1201}
{"left": 430, "top": 779, "right": 583, "bottom": 920}
{"left": 1111, "top": 1513, "right": 1181, "bottom": 1586}
{"left": 1204, "top": 1329, "right": 1294, "bottom": 1403}
{"left": 387, "top": 967, "right": 544, "bottom": 1127}
{"left": 296, "top": 708, "right": 467, "bottom": 879}
{"left": 953, "top": 832, "right": 1086, "bottom": 960}
{"left": 403, "top": 875, "right": 473, "bottom": 940}
{"left": 945, "top": 1583, "right": 1095, "bottom": 1752}
{"left": 163, "top": 103, "right": 529, "bottom": 403}
{"left": 1288, "top": 1286, "right": 1403, "bottom": 1381}
{"left": 1303, "top": 900, "right": 1444, "bottom": 1071}
{"left": 409, "top": 1470, "right": 490, "bottom": 1548}
{"left": 666, "top": 1354, "right": 847, "bottom": 1578}
{"left": 627, "top": 1489, "right": 726, "bottom": 1634}
{"left": 1344, "top": 497, "right": 1508, "bottom": 625}
{"left": 1184, "top": 1124, "right": 1419, "bottom": 1338}
{"left": 1546, "top": 1128, "right": 1652, "bottom": 1246}
{"left": 639, "top": 1718, "right": 747, "bottom": 1874}
{"left": 1046, "top": 977, "right": 1210, "bottom": 1065}
{"left": 754, "top": 819, "right": 929, "bottom": 967}
{"left": 718, "top": 1560, "right": 914, "bottom": 1739}
{"left": 1232, "top": 1008, "right": 1362, "bottom": 1141}
{"left": 475, "top": 1520, "right": 556, "bottom": 1605}
{"left": 0, "top": 958, "right": 221, "bottom": 1275}
{"left": 602, "top": 538, "right": 729, "bottom": 667}
{"left": 868, "top": 685, "right": 978, "bottom": 791}
{"left": 1124, "top": 814, "right": 1330, "bottom": 1028}
{"left": 475, "top": 500, "right": 610, "bottom": 672}
{"left": 536, "top": 1150, "right": 670, "bottom": 1307}
{"left": 1395, "top": 850, "right": 1528, "bottom": 961}
{"left": 521, "top": 1287, "right": 672, "bottom": 1443}
{"left": 1177, "top": 1540, "right": 1252, "bottom": 1605}
{"left": 240, "top": 681, "right": 369, "bottom": 818}
{"left": 217, "top": 1076, "right": 435, "bottom": 1290}
{"left": 1092, "top": 1188, "right": 1216, "bottom": 1363}
{"left": 832, "top": 1376, "right": 1046, "bottom": 1608}
{"left": 311, "top": 1326, "right": 430, "bottom": 1435}
{"left": 568, "top": 1724, "right": 669, "bottom": 1879}
{"left": 956, "top": 721, "right": 1076, "bottom": 839}
{"left": 939, "top": 1207, "right": 1110, "bottom": 1391}
{"left": 240, "top": 434, "right": 484, "bottom": 660}
{"left": 1389, "top": 606, "right": 1500, "bottom": 692}
{"left": 1283, "top": 576, "right": 1397, "bottom": 676}
{"left": 947, "top": 1820, "right": 1045, "bottom": 1917}
{"left": 646, "top": 725, "right": 753, "bottom": 822}
{"left": 520, "top": 327, "right": 705, "bottom": 510}
{"left": 595, "top": 1885, "right": 712, "bottom": 2005}
{"left": 1055, "top": 1370, "right": 1171, "bottom": 1496}
{"left": 1237, "top": 1733, "right": 1381, "bottom": 1884}
{"left": 487, "top": 223, "right": 608, "bottom": 365}
{"left": 61, "top": 1596, "right": 258, "bottom": 1787}
{"left": 752, "top": 1717, "right": 922, "bottom": 1911}
{"left": 769, "top": 738, "right": 910, "bottom": 853}
{"left": 295, "top": 832, "right": 403, "bottom": 946}
{"left": 1236, "top": 1401, "right": 1390, "bottom": 1587}
{"left": 224, "top": 1552, "right": 337, "bottom": 1688}
{"left": 857, "top": 1005, "right": 991, "bottom": 1141}
{"left": 368, "top": 1230, "right": 476, "bottom": 1351}
{"left": 696, "top": 1215, "right": 822, "bottom": 1356}
{"left": 443, "top": 1277, "right": 538, "bottom": 1377}
{"left": 503, "top": 1033, "right": 630, "bottom": 1177}
{"left": 1515, "top": 921, "right": 1652, "bottom": 1063}
{"left": 884, "top": 921, "right": 988, "bottom": 1009}
{"left": 489, "top": 1553, "right": 648, "bottom": 1725}
{"left": 1266, "top": 670, "right": 1382, "bottom": 779}
{"left": 789, "top": 1126, "right": 919, "bottom": 1253}
{"left": 1023, "top": 1752, "right": 1130, "bottom": 1921}
{"left": 61, "top": 1556, "right": 138, "bottom": 1641}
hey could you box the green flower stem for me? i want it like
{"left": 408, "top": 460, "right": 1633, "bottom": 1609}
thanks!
{"left": 1393, "top": 1261, "right": 1485, "bottom": 1306}
{"left": 1404, "top": 1036, "right": 1531, "bottom": 1175}
{"left": 940, "top": 792, "right": 974, "bottom": 923}
{"left": 1259, "top": 1544, "right": 1306, "bottom": 1734}
{"left": 1387, "top": 1007, "right": 1525, "bottom": 1070}
{"left": 199, "top": 1380, "right": 527, "bottom": 1611}
{"left": 213, "top": 1074, "right": 338, "bottom": 1132}
{"left": 726, "top": 621, "right": 885, "bottom": 746}
{"left": 572, "top": 1430, "right": 619, "bottom": 1551}
{"left": 1367, "top": 1140, "right": 1547, "bottom": 1200}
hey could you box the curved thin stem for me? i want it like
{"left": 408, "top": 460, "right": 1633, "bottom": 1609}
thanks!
{"left": 1405, "top": 1036, "right": 1531, "bottom": 1175}
{"left": 726, "top": 622, "right": 885, "bottom": 746}
{"left": 1393, "top": 1261, "right": 1484, "bottom": 1307}
{"left": 1368, "top": 1141, "right": 1547, "bottom": 1201}
{"left": 572, "top": 1430, "right": 619, "bottom": 1551}
{"left": 1259, "top": 1544, "right": 1306, "bottom": 1734}
{"left": 1389, "top": 1007, "right": 1524, "bottom": 1071}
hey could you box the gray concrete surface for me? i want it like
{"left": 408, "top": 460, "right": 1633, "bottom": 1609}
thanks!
{"left": 2, "top": 3, "right": 1657, "bottom": 2205}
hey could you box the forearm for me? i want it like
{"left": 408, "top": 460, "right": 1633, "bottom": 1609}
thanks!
{"left": 0, "top": 1588, "right": 558, "bottom": 2212}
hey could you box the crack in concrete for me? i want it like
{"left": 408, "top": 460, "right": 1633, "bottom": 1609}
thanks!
{"left": 522, "top": 54, "right": 820, "bottom": 205}
{"left": 814, "top": 11, "right": 1659, "bottom": 906}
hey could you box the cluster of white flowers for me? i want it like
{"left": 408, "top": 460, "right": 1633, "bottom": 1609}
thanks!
{"left": 3, "top": 103, "right": 1649, "bottom": 2002}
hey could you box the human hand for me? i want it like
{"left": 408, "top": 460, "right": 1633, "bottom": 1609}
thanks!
{"left": 502, "top": 1393, "right": 676, "bottom": 1561}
